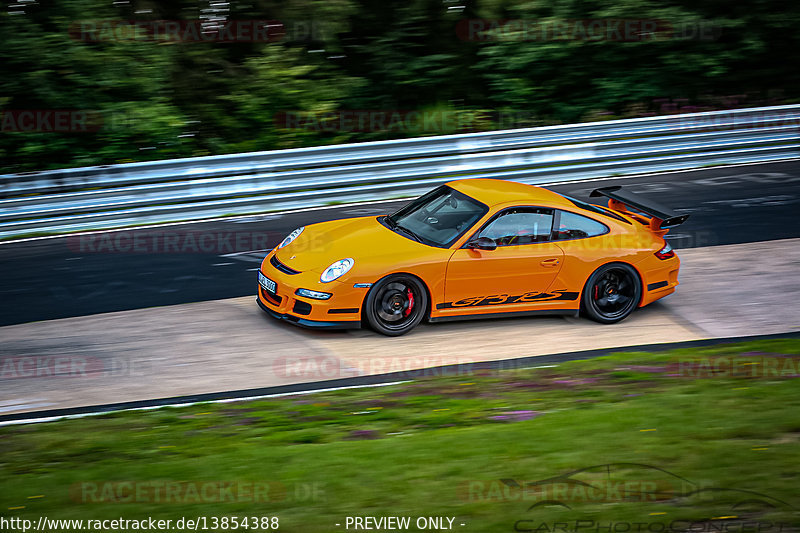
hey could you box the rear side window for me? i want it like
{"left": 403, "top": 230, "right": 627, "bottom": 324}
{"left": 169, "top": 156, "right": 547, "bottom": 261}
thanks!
{"left": 554, "top": 211, "right": 608, "bottom": 240}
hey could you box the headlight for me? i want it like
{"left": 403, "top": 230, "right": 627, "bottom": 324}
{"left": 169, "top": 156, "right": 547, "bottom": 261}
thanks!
{"left": 320, "top": 258, "right": 354, "bottom": 283}
{"left": 277, "top": 227, "right": 304, "bottom": 249}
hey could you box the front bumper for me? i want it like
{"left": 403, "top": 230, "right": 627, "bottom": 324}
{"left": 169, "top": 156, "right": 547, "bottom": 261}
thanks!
{"left": 255, "top": 250, "right": 364, "bottom": 330}
{"left": 256, "top": 297, "right": 360, "bottom": 330}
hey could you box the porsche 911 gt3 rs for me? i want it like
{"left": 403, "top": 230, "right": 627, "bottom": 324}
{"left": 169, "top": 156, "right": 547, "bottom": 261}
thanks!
{"left": 257, "top": 179, "right": 688, "bottom": 336}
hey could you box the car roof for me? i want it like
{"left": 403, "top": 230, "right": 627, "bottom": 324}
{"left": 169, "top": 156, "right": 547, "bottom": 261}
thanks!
{"left": 446, "top": 178, "right": 573, "bottom": 208}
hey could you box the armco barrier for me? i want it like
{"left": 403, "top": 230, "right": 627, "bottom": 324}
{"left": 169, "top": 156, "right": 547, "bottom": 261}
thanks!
{"left": 1, "top": 105, "right": 798, "bottom": 239}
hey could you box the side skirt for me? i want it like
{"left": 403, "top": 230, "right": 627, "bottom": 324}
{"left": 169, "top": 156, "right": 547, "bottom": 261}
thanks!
{"left": 428, "top": 308, "right": 579, "bottom": 323}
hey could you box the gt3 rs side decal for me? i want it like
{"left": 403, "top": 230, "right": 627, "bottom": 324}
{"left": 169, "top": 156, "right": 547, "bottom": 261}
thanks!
{"left": 436, "top": 289, "right": 579, "bottom": 310}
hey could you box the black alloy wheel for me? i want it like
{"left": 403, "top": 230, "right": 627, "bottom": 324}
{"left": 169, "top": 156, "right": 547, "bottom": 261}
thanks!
{"left": 364, "top": 275, "right": 428, "bottom": 336}
{"left": 582, "top": 263, "right": 641, "bottom": 324}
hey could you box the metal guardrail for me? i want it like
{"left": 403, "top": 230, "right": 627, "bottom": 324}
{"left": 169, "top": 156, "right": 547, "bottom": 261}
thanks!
{"left": 1, "top": 104, "right": 799, "bottom": 239}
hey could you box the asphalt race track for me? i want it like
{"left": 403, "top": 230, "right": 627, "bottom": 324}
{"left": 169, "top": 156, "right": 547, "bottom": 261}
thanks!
{"left": 1, "top": 159, "right": 799, "bottom": 327}
{"left": 1, "top": 159, "right": 800, "bottom": 418}
{"left": 1, "top": 238, "right": 798, "bottom": 418}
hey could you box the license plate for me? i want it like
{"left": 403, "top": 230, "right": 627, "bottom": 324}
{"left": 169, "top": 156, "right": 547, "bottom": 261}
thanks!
{"left": 258, "top": 272, "right": 277, "bottom": 294}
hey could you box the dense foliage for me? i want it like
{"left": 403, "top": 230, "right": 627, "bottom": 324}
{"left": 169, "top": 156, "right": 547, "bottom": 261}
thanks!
{"left": 1, "top": 0, "right": 798, "bottom": 173}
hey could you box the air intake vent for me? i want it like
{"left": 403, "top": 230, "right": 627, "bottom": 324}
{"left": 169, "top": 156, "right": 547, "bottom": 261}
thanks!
{"left": 292, "top": 300, "right": 312, "bottom": 315}
{"left": 270, "top": 254, "right": 301, "bottom": 275}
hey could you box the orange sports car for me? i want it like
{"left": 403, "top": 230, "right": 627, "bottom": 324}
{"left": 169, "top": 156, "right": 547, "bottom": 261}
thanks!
{"left": 257, "top": 179, "right": 688, "bottom": 336}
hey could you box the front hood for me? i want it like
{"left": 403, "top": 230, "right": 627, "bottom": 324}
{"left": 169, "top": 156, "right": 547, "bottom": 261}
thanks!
{"left": 274, "top": 216, "right": 430, "bottom": 274}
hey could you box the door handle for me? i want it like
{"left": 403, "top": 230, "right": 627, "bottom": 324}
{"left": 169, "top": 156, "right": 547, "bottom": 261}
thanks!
{"left": 540, "top": 258, "right": 560, "bottom": 267}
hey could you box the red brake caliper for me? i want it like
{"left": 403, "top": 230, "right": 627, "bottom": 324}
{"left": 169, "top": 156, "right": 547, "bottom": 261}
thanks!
{"left": 594, "top": 285, "right": 599, "bottom": 299}
{"left": 404, "top": 288, "right": 415, "bottom": 317}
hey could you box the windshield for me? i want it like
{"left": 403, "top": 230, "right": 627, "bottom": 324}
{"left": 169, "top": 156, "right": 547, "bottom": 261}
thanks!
{"left": 386, "top": 186, "right": 488, "bottom": 247}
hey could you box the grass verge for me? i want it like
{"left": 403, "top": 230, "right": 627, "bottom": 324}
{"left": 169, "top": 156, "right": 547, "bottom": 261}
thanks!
{"left": 1, "top": 339, "right": 799, "bottom": 531}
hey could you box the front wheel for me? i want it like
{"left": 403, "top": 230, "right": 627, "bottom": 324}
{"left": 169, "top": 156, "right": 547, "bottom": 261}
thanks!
{"left": 364, "top": 275, "right": 428, "bottom": 336}
{"left": 581, "top": 263, "right": 641, "bottom": 324}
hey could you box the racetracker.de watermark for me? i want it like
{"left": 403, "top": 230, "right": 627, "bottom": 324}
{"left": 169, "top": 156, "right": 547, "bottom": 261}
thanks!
{"left": 457, "top": 19, "right": 721, "bottom": 41}
{"left": 675, "top": 111, "right": 800, "bottom": 132}
{"left": 1, "top": 110, "right": 102, "bottom": 133}
{"left": 272, "top": 355, "right": 503, "bottom": 380}
{"left": 0, "top": 356, "right": 150, "bottom": 379}
{"left": 461, "top": 479, "right": 682, "bottom": 503}
{"left": 66, "top": 231, "right": 279, "bottom": 254}
{"left": 275, "top": 110, "right": 537, "bottom": 133}
{"left": 676, "top": 355, "right": 800, "bottom": 378}
{"left": 70, "top": 481, "right": 324, "bottom": 503}
{"left": 69, "top": 20, "right": 332, "bottom": 43}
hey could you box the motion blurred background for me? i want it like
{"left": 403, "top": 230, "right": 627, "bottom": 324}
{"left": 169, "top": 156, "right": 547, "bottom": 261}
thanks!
{"left": 2, "top": 0, "right": 799, "bottom": 174}
{"left": 2, "top": 3, "right": 800, "bottom": 527}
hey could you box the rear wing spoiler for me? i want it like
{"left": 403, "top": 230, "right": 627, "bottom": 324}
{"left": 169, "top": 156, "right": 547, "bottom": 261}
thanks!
{"left": 589, "top": 186, "right": 690, "bottom": 230}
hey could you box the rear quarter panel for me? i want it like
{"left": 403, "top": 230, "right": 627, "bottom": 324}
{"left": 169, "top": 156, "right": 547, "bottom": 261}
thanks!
{"left": 549, "top": 218, "right": 663, "bottom": 303}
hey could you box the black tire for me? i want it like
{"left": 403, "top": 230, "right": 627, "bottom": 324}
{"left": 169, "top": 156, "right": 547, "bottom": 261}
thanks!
{"left": 581, "top": 263, "right": 642, "bottom": 324}
{"left": 364, "top": 274, "right": 428, "bottom": 336}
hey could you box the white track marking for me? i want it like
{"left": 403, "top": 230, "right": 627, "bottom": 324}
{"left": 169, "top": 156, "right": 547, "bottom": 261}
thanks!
{"left": 0, "top": 398, "right": 50, "bottom": 407}
{"left": 0, "top": 402, "right": 56, "bottom": 413}
{"left": 221, "top": 249, "right": 272, "bottom": 264}
{"left": 0, "top": 381, "right": 409, "bottom": 427}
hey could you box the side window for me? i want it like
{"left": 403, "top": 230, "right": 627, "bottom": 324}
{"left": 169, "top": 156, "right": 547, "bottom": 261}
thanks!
{"left": 555, "top": 211, "right": 608, "bottom": 240}
{"left": 478, "top": 208, "right": 553, "bottom": 246}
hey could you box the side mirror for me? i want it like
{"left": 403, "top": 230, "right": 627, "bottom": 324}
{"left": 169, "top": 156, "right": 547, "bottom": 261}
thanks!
{"left": 466, "top": 237, "right": 497, "bottom": 251}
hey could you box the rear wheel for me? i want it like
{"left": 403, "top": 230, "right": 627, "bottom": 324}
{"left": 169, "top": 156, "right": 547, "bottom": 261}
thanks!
{"left": 364, "top": 275, "right": 428, "bottom": 336}
{"left": 582, "top": 263, "right": 641, "bottom": 324}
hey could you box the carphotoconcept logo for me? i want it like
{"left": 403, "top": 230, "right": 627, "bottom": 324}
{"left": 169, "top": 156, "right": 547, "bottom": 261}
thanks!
{"left": 493, "top": 464, "right": 794, "bottom": 532}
